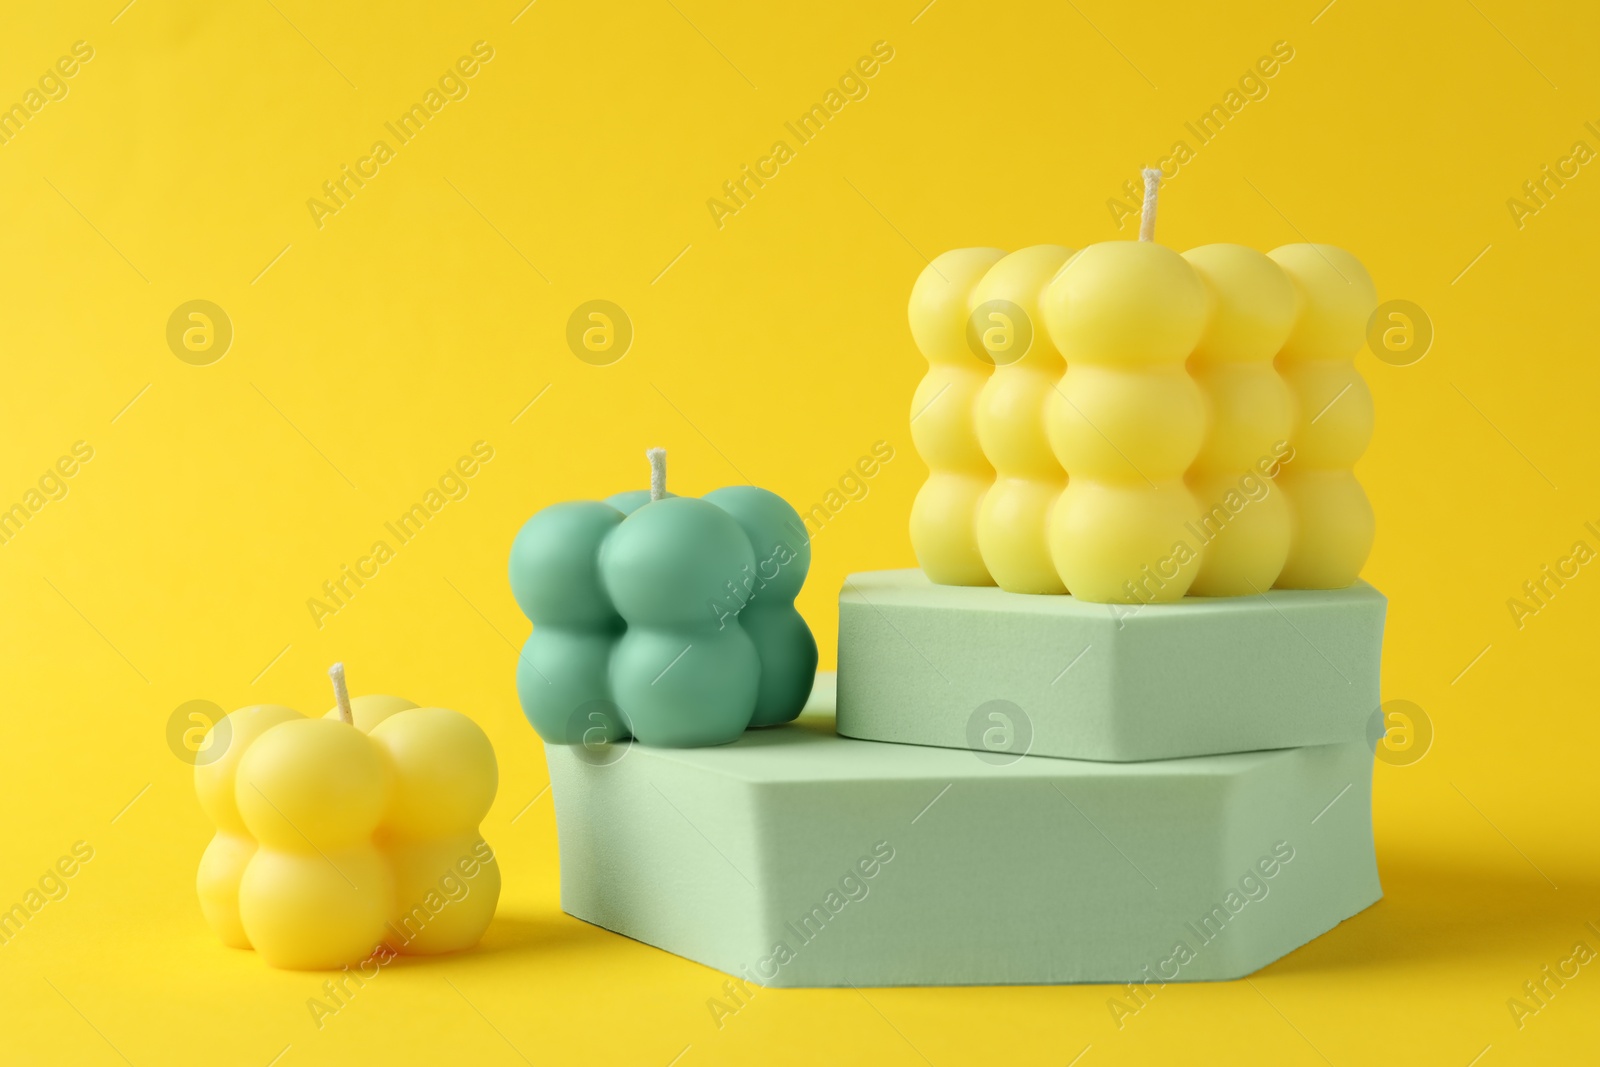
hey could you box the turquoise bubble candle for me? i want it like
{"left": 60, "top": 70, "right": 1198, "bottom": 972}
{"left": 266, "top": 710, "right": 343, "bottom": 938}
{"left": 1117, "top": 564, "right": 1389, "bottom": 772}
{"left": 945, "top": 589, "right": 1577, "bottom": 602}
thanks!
{"left": 509, "top": 449, "right": 817, "bottom": 748}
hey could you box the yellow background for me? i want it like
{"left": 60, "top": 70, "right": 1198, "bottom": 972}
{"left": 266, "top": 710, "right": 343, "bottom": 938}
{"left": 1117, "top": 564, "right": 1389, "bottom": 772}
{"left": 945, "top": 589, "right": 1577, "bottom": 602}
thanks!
{"left": 3, "top": 0, "right": 1597, "bottom": 1063}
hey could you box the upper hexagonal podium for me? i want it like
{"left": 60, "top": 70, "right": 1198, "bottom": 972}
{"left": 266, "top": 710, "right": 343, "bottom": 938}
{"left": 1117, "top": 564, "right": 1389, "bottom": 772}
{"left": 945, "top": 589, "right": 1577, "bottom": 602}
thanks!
{"left": 837, "top": 570, "right": 1385, "bottom": 763}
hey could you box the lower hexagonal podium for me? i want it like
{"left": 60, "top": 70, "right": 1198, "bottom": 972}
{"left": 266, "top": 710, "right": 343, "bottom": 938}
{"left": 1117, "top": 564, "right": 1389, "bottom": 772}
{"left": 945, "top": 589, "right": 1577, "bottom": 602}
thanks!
{"left": 546, "top": 674, "right": 1380, "bottom": 986}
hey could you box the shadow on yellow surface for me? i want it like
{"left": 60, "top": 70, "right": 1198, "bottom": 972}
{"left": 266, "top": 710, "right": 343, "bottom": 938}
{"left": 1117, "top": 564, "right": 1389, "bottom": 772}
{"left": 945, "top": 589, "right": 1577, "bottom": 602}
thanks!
{"left": 469, "top": 911, "right": 606, "bottom": 959}
{"left": 1271, "top": 850, "right": 1594, "bottom": 977}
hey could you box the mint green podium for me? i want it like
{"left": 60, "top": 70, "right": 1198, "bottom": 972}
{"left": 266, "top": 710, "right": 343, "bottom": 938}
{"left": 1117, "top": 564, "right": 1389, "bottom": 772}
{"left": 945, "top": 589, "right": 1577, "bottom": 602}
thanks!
{"left": 837, "top": 569, "right": 1385, "bottom": 762}
{"left": 546, "top": 674, "right": 1380, "bottom": 986}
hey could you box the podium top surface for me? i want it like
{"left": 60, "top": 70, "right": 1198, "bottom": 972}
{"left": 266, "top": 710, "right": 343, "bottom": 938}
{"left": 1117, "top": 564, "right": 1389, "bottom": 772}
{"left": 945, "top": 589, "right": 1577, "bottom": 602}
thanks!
{"left": 577, "top": 672, "right": 1317, "bottom": 785}
{"left": 842, "top": 568, "right": 1385, "bottom": 619}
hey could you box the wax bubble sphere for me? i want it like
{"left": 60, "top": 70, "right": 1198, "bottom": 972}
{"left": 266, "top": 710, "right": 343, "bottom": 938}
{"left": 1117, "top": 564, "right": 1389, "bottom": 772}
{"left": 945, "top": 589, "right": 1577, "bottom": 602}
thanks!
{"left": 1268, "top": 244, "right": 1377, "bottom": 589}
{"left": 369, "top": 707, "right": 500, "bottom": 954}
{"left": 1040, "top": 241, "right": 1210, "bottom": 603}
{"left": 1182, "top": 243, "right": 1297, "bottom": 597}
{"left": 196, "top": 680, "right": 502, "bottom": 969}
{"left": 194, "top": 704, "right": 303, "bottom": 948}
{"left": 509, "top": 478, "right": 817, "bottom": 748}
{"left": 236, "top": 718, "right": 394, "bottom": 970}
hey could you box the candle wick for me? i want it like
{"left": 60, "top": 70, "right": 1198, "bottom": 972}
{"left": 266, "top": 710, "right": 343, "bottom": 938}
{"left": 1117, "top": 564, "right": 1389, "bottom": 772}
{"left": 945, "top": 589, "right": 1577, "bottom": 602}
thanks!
{"left": 1138, "top": 167, "right": 1161, "bottom": 242}
{"left": 647, "top": 447, "right": 667, "bottom": 502}
{"left": 329, "top": 662, "right": 353, "bottom": 725}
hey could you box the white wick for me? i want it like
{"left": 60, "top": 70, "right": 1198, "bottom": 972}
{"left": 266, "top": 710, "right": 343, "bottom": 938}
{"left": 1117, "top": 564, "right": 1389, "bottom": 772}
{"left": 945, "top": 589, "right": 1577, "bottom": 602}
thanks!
{"left": 1139, "top": 167, "right": 1161, "bottom": 242}
{"left": 647, "top": 447, "right": 667, "bottom": 502}
{"left": 329, "top": 662, "right": 353, "bottom": 725}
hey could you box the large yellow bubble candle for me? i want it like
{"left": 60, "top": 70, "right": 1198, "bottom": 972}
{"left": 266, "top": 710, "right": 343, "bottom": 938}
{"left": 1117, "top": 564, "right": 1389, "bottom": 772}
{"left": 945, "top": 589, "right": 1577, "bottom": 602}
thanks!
{"left": 195, "top": 664, "right": 500, "bottom": 969}
{"left": 904, "top": 170, "right": 1378, "bottom": 603}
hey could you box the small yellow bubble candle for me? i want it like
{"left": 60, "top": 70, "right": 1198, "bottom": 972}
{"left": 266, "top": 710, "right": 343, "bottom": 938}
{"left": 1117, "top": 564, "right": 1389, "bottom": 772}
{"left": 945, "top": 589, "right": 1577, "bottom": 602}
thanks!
{"left": 195, "top": 664, "right": 500, "bottom": 969}
{"left": 906, "top": 170, "right": 1378, "bottom": 603}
